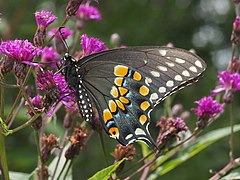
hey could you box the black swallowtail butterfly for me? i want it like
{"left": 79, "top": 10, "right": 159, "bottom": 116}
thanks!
{"left": 61, "top": 46, "right": 206, "bottom": 149}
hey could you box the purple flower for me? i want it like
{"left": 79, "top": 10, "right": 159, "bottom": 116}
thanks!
{"left": 37, "top": 71, "right": 77, "bottom": 114}
{"left": 212, "top": 70, "right": 240, "bottom": 95}
{"left": 76, "top": 5, "right": 102, "bottom": 21}
{"left": 48, "top": 27, "right": 73, "bottom": 40}
{"left": 26, "top": 95, "right": 44, "bottom": 114}
{"left": 233, "top": 16, "right": 240, "bottom": 32}
{"left": 156, "top": 116, "right": 188, "bottom": 147}
{"left": 0, "top": 40, "right": 42, "bottom": 64}
{"left": 192, "top": 96, "right": 224, "bottom": 119}
{"left": 35, "top": 10, "right": 56, "bottom": 28}
{"left": 41, "top": 46, "right": 59, "bottom": 69}
{"left": 53, "top": 73, "right": 76, "bottom": 111}
{"left": 81, "top": 34, "right": 108, "bottom": 56}
{"left": 173, "top": 117, "right": 188, "bottom": 131}
{"left": 37, "top": 71, "right": 56, "bottom": 91}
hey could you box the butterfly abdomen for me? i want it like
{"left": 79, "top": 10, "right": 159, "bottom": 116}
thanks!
{"left": 75, "top": 80, "right": 93, "bottom": 121}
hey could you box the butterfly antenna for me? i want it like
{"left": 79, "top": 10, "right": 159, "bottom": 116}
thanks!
{"left": 58, "top": 27, "right": 70, "bottom": 54}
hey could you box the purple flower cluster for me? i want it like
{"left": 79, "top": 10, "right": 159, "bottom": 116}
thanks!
{"left": 81, "top": 34, "right": 107, "bottom": 56}
{"left": 37, "top": 71, "right": 77, "bottom": 113}
{"left": 156, "top": 116, "right": 188, "bottom": 147}
{"left": 192, "top": 96, "right": 224, "bottom": 119}
{"left": 212, "top": 70, "right": 240, "bottom": 95}
{"left": 76, "top": 5, "right": 102, "bottom": 21}
{"left": 41, "top": 46, "right": 59, "bottom": 69}
{"left": 0, "top": 39, "right": 42, "bottom": 63}
{"left": 48, "top": 27, "right": 73, "bottom": 40}
{"left": 35, "top": 10, "right": 57, "bottom": 28}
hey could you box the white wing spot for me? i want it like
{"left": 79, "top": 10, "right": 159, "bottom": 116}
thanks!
{"left": 174, "top": 75, "right": 183, "bottom": 81}
{"left": 195, "top": 60, "right": 203, "bottom": 68}
{"left": 125, "top": 134, "right": 133, "bottom": 140}
{"left": 135, "top": 128, "right": 146, "bottom": 135}
{"left": 159, "top": 86, "right": 166, "bottom": 93}
{"left": 158, "top": 66, "right": 168, "bottom": 72}
{"left": 159, "top": 50, "right": 167, "bottom": 56}
{"left": 150, "top": 71, "right": 160, "bottom": 77}
{"left": 165, "top": 62, "right": 175, "bottom": 67}
{"left": 145, "top": 77, "right": 152, "bottom": 85}
{"left": 182, "top": 70, "right": 190, "bottom": 77}
{"left": 150, "top": 93, "right": 159, "bottom": 100}
{"left": 166, "top": 80, "right": 174, "bottom": 87}
{"left": 189, "top": 66, "right": 198, "bottom": 73}
{"left": 175, "top": 58, "right": 185, "bottom": 64}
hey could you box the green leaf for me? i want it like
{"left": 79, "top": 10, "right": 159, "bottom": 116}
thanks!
{"left": 147, "top": 124, "right": 240, "bottom": 180}
{"left": 221, "top": 167, "right": 240, "bottom": 179}
{"left": 88, "top": 158, "right": 125, "bottom": 180}
{"left": 9, "top": 171, "right": 31, "bottom": 180}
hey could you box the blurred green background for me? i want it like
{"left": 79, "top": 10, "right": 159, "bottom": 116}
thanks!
{"left": 0, "top": 0, "right": 240, "bottom": 179}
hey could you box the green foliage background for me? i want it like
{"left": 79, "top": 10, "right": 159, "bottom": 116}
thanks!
{"left": 0, "top": 0, "right": 239, "bottom": 179}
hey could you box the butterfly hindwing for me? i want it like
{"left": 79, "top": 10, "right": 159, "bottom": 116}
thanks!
{"left": 83, "top": 64, "right": 156, "bottom": 148}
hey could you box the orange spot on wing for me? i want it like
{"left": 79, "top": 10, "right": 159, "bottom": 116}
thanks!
{"left": 119, "top": 97, "right": 130, "bottom": 104}
{"left": 109, "top": 100, "right": 117, "bottom": 113}
{"left": 114, "top": 77, "right": 124, "bottom": 86}
{"left": 139, "top": 85, "right": 149, "bottom": 96}
{"left": 109, "top": 127, "right": 119, "bottom": 138}
{"left": 133, "top": 71, "right": 142, "bottom": 81}
{"left": 139, "top": 114, "right": 147, "bottom": 125}
{"left": 140, "top": 101, "right": 151, "bottom": 111}
{"left": 103, "top": 109, "right": 113, "bottom": 123}
{"left": 118, "top": 87, "right": 128, "bottom": 96}
{"left": 114, "top": 65, "right": 129, "bottom": 77}
{"left": 115, "top": 100, "right": 125, "bottom": 111}
{"left": 110, "top": 86, "right": 119, "bottom": 98}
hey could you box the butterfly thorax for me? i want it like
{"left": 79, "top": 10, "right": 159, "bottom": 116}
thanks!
{"left": 62, "top": 54, "right": 93, "bottom": 121}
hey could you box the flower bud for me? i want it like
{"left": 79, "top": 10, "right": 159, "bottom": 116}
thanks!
{"left": 66, "top": 0, "right": 83, "bottom": 16}
{"left": 171, "top": 104, "right": 183, "bottom": 118}
{"left": 0, "top": 58, "right": 15, "bottom": 78}
{"left": 14, "top": 61, "right": 27, "bottom": 85}
{"left": 41, "top": 134, "right": 58, "bottom": 163}
{"left": 34, "top": 26, "right": 46, "bottom": 47}
{"left": 223, "top": 89, "right": 234, "bottom": 104}
{"left": 65, "top": 123, "right": 88, "bottom": 159}
{"left": 63, "top": 113, "right": 74, "bottom": 129}
{"left": 110, "top": 33, "right": 121, "bottom": 47}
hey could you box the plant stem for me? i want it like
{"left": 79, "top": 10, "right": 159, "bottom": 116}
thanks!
{"left": 0, "top": 134, "right": 9, "bottom": 180}
{"left": 51, "top": 130, "right": 69, "bottom": 180}
{"left": 5, "top": 66, "right": 33, "bottom": 124}
{"left": 209, "top": 157, "right": 240, "bottom": 180}
{"left": 0, "top": 83, "right": 4, "bottom": 117}
{"left": 0, "top": 84, "right": 9, "bottom": 180}
{"left": 34, "top": 129, "right": 44, "bottom": 180}
{"left": 99, "top": 131, "right": 109, "bottom": 166}
{"left": 8, "top": 98, "right": 25, "bottom": 128}
{"left": 229, "top": 102, "right": 234, "bottom": 163}
{"left": 11, "top": 113, "right": 43, "bottom": 134}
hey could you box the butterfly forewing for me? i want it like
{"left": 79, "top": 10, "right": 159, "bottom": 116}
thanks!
{"left": 68, "top": 46, "right": 206, "bottom": 148}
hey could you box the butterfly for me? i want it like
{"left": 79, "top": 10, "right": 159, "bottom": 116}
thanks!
{"left": 61, "top": 46, "right": 206, "bottom": 149}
